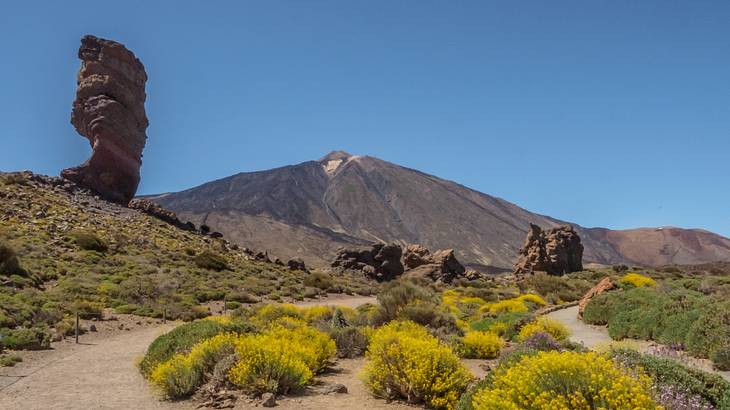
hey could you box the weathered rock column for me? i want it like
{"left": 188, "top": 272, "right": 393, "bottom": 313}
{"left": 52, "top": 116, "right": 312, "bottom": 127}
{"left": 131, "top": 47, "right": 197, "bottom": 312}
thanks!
{"left": 61, "top": 35, "right": 148, "bottom": 205}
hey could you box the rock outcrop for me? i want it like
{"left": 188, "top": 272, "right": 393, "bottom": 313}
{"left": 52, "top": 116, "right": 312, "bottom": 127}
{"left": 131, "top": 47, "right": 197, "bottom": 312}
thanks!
{"left": 332, "top": 243, "right": 468, "bottom": 282}
{"left": 513, "top": 224, "right": 584, "bottom": 276}
{"left": 61, "top": 35, "right": 149, "bottom": 205}
{"left": 287, "top": 258, "right": 307, "bottom": 272}
{"left": 402, "top": 245, "right": 466, "bottom": 282}
{"left": 128, "top": 199, "right": 195, "bottom": 231}
{"left": 331, "top": 243, "right": 404, "bottom": 281}
{"left": 578, "top": 277, "right": 616, "bottom": 318}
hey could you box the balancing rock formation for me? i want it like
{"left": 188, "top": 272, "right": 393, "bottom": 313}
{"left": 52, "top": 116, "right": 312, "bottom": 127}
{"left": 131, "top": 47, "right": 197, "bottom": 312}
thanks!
{"left": 513, "top": 224, "right": 584, "bottom": 276}
{"left": 61, "top": 35, "right": 148, "bottom": 205}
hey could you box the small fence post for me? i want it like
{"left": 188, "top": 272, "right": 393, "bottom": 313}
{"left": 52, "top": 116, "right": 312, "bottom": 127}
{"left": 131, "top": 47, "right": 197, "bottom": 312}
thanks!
{"left": 75, "top": 312, "right": 80, "bottom": 344}
{"left": 223, "top": 297, "right": 227, "bottom": 315}
{"left": 162, "top": 307, "right": 166, "bottom": 324}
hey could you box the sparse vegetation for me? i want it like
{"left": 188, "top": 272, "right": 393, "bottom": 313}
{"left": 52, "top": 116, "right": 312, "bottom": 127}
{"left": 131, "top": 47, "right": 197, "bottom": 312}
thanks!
{"left": 0, "top": 173, "right": 376, "bottom": 350}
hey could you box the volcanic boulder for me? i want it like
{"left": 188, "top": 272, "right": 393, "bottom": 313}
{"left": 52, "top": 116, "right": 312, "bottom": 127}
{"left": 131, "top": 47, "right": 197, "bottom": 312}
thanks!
{"left": 513, "top": 224, "right": 584, "bottom": 276}
{"left": 578, "top": 277, "right": 615, "bottom": 318}
{"left": 61, "top": 35, "right": 149, "bottom": 205}
{"left": 331, "top": 243, "right": 404, "bottom": 281}
{"left": 402, "top": 245, "right": 466, "bottom": 283}
{"left": 287, "top": 258, "right": 307, "bottom": 272}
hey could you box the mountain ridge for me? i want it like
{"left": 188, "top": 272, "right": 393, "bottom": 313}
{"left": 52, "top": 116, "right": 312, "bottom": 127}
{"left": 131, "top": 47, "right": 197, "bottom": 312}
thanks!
{"left": 148, "top": 151, "right": 730, "bottom": 271}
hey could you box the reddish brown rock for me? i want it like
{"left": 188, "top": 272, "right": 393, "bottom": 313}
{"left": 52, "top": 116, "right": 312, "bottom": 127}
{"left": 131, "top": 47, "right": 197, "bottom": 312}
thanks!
{"left": 513, "top": 224, "right": 584, "bottom": 276}
{"left": 578, "top": 277, "right": 616, "bottom": 318}
{"left": 61, "top": 35, "right": 149, "bottom": 205}
{"left": 331, "top": 243, "right": 404, "bottom": 281}
{"left": 402, "top": 245, "right": 466, "bottom": 283}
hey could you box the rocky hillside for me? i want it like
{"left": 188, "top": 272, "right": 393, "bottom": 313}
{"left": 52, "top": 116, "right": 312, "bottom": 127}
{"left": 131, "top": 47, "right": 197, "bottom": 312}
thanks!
{"left": 148, "top": 151, "right": 730, "bottom": 271}
{"left": 0, "top": 171, "right": 374, "bottom": 347}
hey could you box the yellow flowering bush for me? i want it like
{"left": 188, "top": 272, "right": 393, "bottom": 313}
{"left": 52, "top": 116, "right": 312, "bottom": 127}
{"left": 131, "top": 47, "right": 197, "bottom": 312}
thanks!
{"left": 483, "top": 298, "right": 529, "bottom": 314}
{"left": 620, "top": 272, "right": 657, "bottom": 288}
{"left": 516, "top": 293, "right": 547, "bottom": 306}
{"left": 363, "top": 321, "right": 473, "bottom": 409}
{"left": 204, "top": 315, "right": 233, "bottom": 325}
{"left": 518, "top": 317, "right": 570, "bottom": 341}
{"left": 150, "top": 333, "right": 238, "bottom": 398}
{"left": 479, "top": 294, "right": 546, "bottom": 315}
{"left": 228, "top": 333, "right": 314, "bottom": 394}
{"left": 265, "top": 322, "right": 336, "bottom": 372}
{"left": 459, "top": 331, "right": 504, "bottom": 359}
{"left": 250, "top": 303, "right": 358, "bottom": 327}
{"left": 471, "top": 351, "right": 660, "bottom": 410}
{"left": 228, "top": 322, "right": 334, "bottom": 394}
{"left": 149, "top": 320, "right": 335, "bottom": 398}
{"left": 250, "top": 303, "right": 302, "bottom": 327}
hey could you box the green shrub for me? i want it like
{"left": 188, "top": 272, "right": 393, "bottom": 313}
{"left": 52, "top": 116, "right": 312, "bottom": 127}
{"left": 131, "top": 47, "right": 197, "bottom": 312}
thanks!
{"left": 470, "top": 311, "right": 532, "bottom": 340}
{"left": 303, "top": 272, "right": 333, "bottom": 290}
{"left": 327, "top": 326, "right": 369, "bottom": 358}
{"left": 139, "top": 318, "right": 253, "bottom": 377}
{"left": 225, "top": 291, "right": 258, "bottom": 304}
{"left": 193, "top": 251, "right": 228, "bottom": 271}
{"left": 0, "top": 327, "right": 51, "bottom": 350}
{"left": 712, "top": 348, "right": 730, "bottom": 371}
{"left": 398, "top": 301, "right": 460, "bottom": 335}
{"left": 0, "top": 241, "right": 22, "bottom": 276}
{"left": 0, "top": 354, "right": 22, "bottom": 367}
{"left": 610, "top": 348, "right": 730, "bottom": 407}
{"left": 686, "top": 300, "right": 730, "bottom": 360}
{"left": 69, "top": 231, "right": 108, "bottom": 252}
{"left": 225, "top": 301, "right": 240, "bottom": 310}
{"left": 376, "top": 280, "right": 438, "bottom": 323}
{"left": 518, "top": 272, "right": 591, "bottom": 303}
{"left": 583, "top": 286, "right": 713, "bottom": 350}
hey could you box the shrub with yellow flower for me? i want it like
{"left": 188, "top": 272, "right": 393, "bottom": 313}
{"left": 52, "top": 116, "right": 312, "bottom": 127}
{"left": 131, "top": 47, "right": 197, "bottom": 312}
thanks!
{"left": 518, "top": 317, "right": 570, "bottom": 341}
{"left": 459, "top": 331, "right": 504, "bottom": 359}
{"left": 363, "top": 320, "right": 473, "bottom": 410}
{"left": 471, "top": 351, "right": 660, "bottom": 410}
{"left": 620, "top": 272, "right": 657, "bottom": 288}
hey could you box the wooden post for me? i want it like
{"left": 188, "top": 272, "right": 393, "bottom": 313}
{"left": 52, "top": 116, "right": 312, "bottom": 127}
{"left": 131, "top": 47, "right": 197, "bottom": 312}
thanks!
{"left": 223, "top": 297, "right": 227, "bottom": 315}
{"left": 75, "top": 312, "right": 79, "bottom": 344}
{"left": 162, "top": 307, "right": 166, "bottom": 324}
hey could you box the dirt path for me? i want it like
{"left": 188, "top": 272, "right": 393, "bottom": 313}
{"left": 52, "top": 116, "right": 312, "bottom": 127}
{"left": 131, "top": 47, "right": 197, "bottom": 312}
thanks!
{"left": 546, "top": 305, "right": 730, "bottom": 382}
{"left": 0, "top": 323, "right": 184, "bottom": 410}
{"left": 292, "top": 294, "right": 377, "bottom": 309}
{"left": 0, "top": 295, "right": 381, "bottom": 410}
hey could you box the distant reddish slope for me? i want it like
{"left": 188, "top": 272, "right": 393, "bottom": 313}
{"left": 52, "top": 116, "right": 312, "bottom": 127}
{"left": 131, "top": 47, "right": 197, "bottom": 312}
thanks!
{"left": 582, "top": 227, "right": 730, "bottom": 267}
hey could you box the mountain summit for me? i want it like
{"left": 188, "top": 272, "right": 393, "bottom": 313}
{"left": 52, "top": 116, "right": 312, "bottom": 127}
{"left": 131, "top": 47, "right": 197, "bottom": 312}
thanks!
{"left": 149, "top": 152, "right": 730, "bottom": 271}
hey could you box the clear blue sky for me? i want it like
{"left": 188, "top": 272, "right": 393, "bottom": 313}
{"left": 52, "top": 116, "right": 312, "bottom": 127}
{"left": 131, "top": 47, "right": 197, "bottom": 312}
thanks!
{"left": 1, "top": 1, "right": 729, "bottom": 236}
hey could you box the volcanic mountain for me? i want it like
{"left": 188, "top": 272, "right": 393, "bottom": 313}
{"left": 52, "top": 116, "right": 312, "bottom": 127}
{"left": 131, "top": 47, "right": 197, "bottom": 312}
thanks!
{"left": 147, "top": 151, "right": 730, "bottom": 271}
